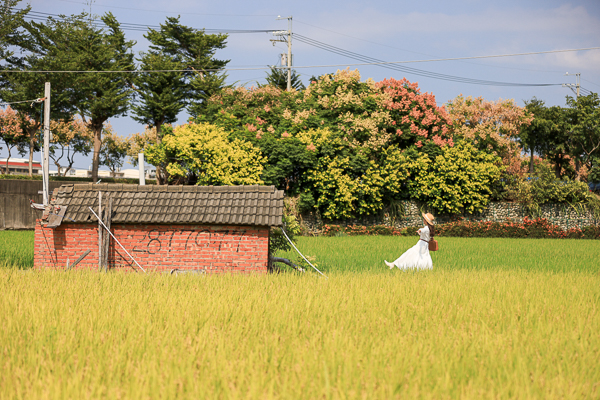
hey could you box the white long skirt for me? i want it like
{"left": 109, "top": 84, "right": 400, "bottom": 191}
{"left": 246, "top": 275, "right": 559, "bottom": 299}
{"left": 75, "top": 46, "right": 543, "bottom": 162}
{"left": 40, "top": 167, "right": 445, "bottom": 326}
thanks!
{"left": 391, "top": 240, "right": 432, "bottom": 270}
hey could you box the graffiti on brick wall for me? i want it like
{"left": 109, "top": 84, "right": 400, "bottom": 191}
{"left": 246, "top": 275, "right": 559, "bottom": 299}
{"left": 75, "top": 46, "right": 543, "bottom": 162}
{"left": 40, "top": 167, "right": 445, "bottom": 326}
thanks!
{"left": 131, "top": 228, "right": 248, "bottom": 255}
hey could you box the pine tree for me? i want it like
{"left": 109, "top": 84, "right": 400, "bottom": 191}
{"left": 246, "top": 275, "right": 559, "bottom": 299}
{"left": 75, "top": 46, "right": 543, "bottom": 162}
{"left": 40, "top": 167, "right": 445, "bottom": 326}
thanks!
{"left": 131, "top": 16, "right": 229, "bottom": 183}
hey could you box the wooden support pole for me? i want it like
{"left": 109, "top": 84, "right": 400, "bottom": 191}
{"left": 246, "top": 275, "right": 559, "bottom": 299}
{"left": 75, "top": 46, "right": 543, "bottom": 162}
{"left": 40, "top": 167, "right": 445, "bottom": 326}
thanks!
{"left": 101, "top": 196, "right": 112, "bottom": 272}
{"left": 67, "top": 250, "right": 91, "bottom": 271}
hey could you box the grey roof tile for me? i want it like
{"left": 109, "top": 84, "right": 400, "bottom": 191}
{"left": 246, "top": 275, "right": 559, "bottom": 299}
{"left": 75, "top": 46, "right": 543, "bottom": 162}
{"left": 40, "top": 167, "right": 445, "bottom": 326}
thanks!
{"left": 48, "top": 184, "right": 283, "bottom": 227}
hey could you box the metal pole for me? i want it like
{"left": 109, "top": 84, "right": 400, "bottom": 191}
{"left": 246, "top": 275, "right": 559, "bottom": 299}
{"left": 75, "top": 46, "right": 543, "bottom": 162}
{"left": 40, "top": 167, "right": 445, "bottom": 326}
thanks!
{"left": 287, "top": 16, "right": 292, "bottom": 91}
{"left": 43, "top": 82, "right": 50, "bottom": 205}
{"left": 280, "top": 227, "right": 327, "bottom": 278}
{"left": 138, "top": 153, "right": 146, "bottom": 185}
{"left": 98, "top": 191, "right": 102, "bottom": 271}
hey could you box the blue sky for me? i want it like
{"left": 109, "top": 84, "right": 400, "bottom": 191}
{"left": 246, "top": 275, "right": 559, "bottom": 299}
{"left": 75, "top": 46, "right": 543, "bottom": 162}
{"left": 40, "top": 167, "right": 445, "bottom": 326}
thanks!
{"left": 4, "top": 0, "right": 600, "bottom": 170}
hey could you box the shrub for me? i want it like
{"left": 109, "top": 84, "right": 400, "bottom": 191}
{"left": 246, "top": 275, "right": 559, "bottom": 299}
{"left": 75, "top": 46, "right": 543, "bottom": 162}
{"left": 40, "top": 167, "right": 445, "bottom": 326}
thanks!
{"left": 317, "top": 219, "right": 600, "bottom": 239}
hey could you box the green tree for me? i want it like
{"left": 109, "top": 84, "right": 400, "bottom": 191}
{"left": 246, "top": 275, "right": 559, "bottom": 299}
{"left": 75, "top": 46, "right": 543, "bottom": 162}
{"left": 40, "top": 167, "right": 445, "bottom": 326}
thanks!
{"left": 146, "top": 122, "right": 264, "bottom": 185}
{"left": 143, "top": 17, "right": 229, "bottom": 119}
{"left": 5, "top": 11, "right": 135, "bottom": 182}
{"left": 0, "top": 8, "right": 79, "bottom": 175}
{"left": 0, "top": 0, "right": 30, "bottom": 62}
{"left": 566, "top": 92, "right": 600, "bottom": 176}
{"left": 263, "top": 66, "right": 305, "bottom": 91}
{"left": 520, "top": 97, "right": 551, "bottom": 173}
{"left": 540, "top": 106, "right": 573, "bottom": 179}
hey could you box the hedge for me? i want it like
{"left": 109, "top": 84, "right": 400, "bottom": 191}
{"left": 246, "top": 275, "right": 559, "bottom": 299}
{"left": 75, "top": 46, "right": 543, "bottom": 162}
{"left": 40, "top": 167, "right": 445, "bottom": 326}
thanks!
{"left": 320, "top": 218, "right": 600, "bottom": 239}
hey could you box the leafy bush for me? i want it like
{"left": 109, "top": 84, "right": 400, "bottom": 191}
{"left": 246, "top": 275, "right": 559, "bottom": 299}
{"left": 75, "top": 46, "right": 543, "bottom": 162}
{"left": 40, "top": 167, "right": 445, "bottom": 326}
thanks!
{"left": 146, "top": 122, "right": 265, "bottom": 185}
{"left": 321, "top": 224, "right": 404, "bottom": 237}
{"left": 408, "top": 141, "right": 504, "bottom": 214}
{"left": 316, "top": 219, "right": 600, "bottom": 239}
{"left": 505, "top": 162, "right": 595, "bottom": 217}
{"left": 435, "top": 217, "right": 600, "bottom": 239}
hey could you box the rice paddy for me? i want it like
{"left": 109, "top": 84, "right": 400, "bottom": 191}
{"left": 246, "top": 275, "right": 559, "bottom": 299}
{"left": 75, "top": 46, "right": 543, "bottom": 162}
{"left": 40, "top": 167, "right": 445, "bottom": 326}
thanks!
{"left": 0, "top": 230, "right": 599, "bottom": 399}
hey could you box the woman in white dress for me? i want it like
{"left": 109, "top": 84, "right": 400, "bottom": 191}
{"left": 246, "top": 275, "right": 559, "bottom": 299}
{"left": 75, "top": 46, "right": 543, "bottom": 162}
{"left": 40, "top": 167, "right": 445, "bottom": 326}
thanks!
{"left": 385, "top": 213, "right": 435, "bottom": 270}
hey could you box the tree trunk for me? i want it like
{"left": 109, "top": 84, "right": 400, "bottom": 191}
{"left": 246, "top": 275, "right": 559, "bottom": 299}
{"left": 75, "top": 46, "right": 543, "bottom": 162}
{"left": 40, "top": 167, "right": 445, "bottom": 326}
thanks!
{"left": 554, "top": 155, "right": 562, "bottom": 178}
{"left": 28, "top": 134, "right": 35, "bottom": 177}
{"left": 529, "top": 147, "right": 534, "bottom": 174}
{"left": 91, "top": 123, "right": 103, "bottom": 183}
{"left": 5, "top": 146, "right": 11, "bottom": 175}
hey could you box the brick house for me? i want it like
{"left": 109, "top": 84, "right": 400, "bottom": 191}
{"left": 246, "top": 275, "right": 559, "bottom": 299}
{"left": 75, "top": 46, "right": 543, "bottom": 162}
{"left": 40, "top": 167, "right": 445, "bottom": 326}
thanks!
{"left": 34, "top": 184, "right": 284, "bottom": 273}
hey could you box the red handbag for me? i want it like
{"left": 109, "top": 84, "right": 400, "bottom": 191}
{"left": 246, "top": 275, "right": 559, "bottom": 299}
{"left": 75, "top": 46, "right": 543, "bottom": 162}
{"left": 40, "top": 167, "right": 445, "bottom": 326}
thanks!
{"left": 429, "top": 239, "right": 438, "bottom": 251}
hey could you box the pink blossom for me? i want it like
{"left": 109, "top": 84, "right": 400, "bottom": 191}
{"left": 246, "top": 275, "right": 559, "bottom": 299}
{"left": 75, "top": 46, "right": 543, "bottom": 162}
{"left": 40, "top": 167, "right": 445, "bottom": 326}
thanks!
{"left": 282, "top": 131, "right": 291, "bottom": 138}
{"left": 246, "top": 124, "right": 257, "bottom": 132}
{"left": 415, "top": 140, "right": 423, "bottom": 148}
{"left": 306, "top": 143, "right": 316, "bottom": 151}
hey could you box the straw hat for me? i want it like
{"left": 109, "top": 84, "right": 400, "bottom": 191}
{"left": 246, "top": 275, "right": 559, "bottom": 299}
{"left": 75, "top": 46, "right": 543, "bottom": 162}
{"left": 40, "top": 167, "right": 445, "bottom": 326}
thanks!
{"left": 422, "top": 212, "right": 435, "bottom": 225}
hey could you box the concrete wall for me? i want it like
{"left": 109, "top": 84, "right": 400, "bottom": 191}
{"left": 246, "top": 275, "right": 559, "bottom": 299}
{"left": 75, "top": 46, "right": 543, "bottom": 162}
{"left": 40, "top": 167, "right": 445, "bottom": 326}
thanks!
{"left": 301, "top": 200, "right": 600, "bottom": 233}
{"left": 35, "top": 222, "right": 270, "bottom": 273}
{"left": 0, "top": 180, "right": 72, "bottom": 230}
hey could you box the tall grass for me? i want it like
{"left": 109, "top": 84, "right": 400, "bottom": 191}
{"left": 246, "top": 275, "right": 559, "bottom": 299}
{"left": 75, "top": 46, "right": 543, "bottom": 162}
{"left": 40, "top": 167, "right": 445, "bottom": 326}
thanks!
{"left": 0, "top": 230, "right": 33, "bottom": 269}
{"left": 0, "top": 269, "right": 598, "bottom": 399}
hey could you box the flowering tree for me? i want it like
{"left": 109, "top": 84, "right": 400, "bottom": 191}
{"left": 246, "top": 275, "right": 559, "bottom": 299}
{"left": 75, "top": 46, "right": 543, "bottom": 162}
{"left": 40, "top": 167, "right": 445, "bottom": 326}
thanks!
{"left": 99, "top": 124, "right": 130, "bottom": 177}
{"left": 445, "top": 95, "right": 533, "bottom": 175}
{"left": 49, "top": 118, "right": 93, "bottom": 176}
{"left": 0, "top": 106, "right": 25, "bottom": 174}
{"left": 190, "top": 69, "right": 463, "bottom": 218}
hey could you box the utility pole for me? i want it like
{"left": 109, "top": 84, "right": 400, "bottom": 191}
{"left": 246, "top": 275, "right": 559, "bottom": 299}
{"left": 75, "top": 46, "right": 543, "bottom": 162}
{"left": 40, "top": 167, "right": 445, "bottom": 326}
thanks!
{"left": 272, "top": 15, "right": 292, "bottom": 91}
{"left": 138, "top": 153, "right": 146, "bottom": 186}
{"left": 42, "top": 82, "right": 50, "bottom": 205}
{"left": 563, "top": 72, "right": 581, "bottom": 98}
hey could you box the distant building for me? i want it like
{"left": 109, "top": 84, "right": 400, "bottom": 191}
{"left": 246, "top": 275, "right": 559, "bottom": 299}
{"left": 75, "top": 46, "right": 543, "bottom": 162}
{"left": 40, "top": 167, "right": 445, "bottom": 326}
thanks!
{"left": 65, "top": 168, "right": 155, "bottom": 180}
{"left": 0, "top": 158, "right": 42, "bottom": 175}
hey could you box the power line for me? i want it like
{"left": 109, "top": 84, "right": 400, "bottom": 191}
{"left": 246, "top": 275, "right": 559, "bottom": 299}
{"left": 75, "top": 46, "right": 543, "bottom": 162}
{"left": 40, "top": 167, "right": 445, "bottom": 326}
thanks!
{"left": 0, "top": 45, "right": 596, "bottom": 80}
{"left": 56, "top": 0, "right": 278, "bottom": 17}
{"left": 18, "top": 8, "right": 277, "bottom": 33}
{"left": 294, "top": 34, "right": 567, "bottom": 87}
{"left": 295, "top": 19, "right": 565, "bottom": 74}
{"left": 582, "top": 78, "right": 600, "bottom": 89}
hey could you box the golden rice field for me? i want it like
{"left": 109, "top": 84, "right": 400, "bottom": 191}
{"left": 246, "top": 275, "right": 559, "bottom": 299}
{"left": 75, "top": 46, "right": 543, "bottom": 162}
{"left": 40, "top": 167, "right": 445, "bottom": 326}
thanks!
{"left": 1, "top": 231, "right": 599, "bottom": 399}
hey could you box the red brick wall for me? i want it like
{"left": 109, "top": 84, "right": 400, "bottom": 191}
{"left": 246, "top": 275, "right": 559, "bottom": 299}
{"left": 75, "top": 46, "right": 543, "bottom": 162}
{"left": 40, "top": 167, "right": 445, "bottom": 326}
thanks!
{"left": 34, "top": 221, "right": 270, "bottom": 273}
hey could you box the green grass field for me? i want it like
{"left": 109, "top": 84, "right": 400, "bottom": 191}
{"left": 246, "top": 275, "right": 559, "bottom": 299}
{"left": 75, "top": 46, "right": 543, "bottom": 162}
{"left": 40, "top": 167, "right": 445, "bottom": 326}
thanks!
{"left": 279, "top": 235, "right": 600, "bottom": 274}
{"left": 1, "top": 231, "right": 599, "bottom": 399}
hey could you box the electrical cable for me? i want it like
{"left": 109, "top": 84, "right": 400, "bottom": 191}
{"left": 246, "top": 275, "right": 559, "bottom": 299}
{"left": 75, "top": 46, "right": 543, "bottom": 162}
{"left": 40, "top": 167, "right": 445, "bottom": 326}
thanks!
{"left": 581, "top": 78, "right": 600, "bottom": 89}
{"left": 56, "top": 0, "right": 278, "bottom": 17}
{"left": 16, "top": 8, "right": 277, "bottom": 33}
{"left": 295, "top": 19, "right": 566, "bottom": 74}
{"left": 294, "top": 34, "right": 569, "bottom": 87}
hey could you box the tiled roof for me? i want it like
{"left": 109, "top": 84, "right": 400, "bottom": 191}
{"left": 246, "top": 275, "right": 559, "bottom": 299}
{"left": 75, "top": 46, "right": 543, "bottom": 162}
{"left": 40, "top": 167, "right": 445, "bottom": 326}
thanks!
{"left": 50, "top": 184, "right": 284, "bottom": 227}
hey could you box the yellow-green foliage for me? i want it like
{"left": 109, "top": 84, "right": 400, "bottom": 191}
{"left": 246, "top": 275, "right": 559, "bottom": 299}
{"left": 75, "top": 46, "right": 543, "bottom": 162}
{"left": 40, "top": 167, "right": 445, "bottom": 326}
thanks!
{"left": 307, "top": 147, "right": 420, "bottom": 219}
{"left": 148, "top": 122, "right": 265, "bottom": 185}
{"left": 0, "top": 269, "right": 598, "bottom": 399}
{"left": 409, "top": 141, "right": 503, "bottom": 214}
